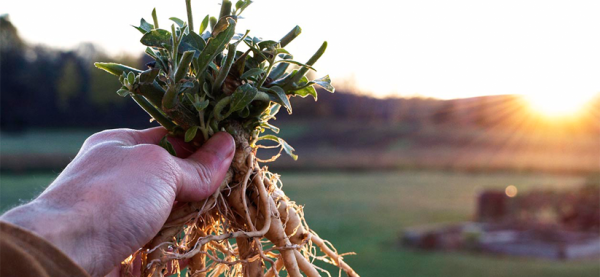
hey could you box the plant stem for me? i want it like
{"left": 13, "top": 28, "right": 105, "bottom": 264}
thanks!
{"left": 185, "top": 0, "right": 194, "bottom": 32}
{"left": 257, "top": 59, "right": 274, "bottom": 88}
{"left": 131, "top": 94, "right": 179, "bottom": 133}
{"left": 198, "top": 111, "right": 209, "bottom": 141}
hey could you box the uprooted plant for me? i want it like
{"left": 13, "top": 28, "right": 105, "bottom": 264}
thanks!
{"left": 95, "top": 1, "right": 358, "bottom": 276}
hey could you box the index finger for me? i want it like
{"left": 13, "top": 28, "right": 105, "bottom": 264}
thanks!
{"left": 81, "top": 127, "right": 168, "bottom": 151}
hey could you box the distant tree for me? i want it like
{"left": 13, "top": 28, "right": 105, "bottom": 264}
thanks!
{"left": 474, "top": 96, "right": 490, "bottom": 127}
{"left": 432, "top": 101, "right": 455, "bottom": 125}
{"left": 56, "top": 57, "right": 83, "bottom": 110}
{"left": 1, "top": 15, "right": 28, "bottom": 131}
{"left": 0, "top": 14, "right": 24, "bottom": 52}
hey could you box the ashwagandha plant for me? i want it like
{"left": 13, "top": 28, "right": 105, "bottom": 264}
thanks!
{"left": 94, "top": 1, "right": 358, "bottom": 276}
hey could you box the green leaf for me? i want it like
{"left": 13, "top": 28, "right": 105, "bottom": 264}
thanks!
{"left": 180, "top": 31, "right": 206, "bottom": 55}
{"left": 258, "top": 134, "right": 279, "bottom": 142}
{"left": 290, "top": 41, "right": 327, "bottom": 85}
{"left": 145, "top": 47, "right": 159, "bottom": 60}
{"left": 285, "top": 70, "right": 318, "bottom": 100}
{"left": 196, "top": 18, "right": 236, "bottom": 79}
{"left": 279, "top": 138, "right": 298, "bottom": 160}
{"left": 268, "top": 58, "right": 291, "bottom": 80}
{"left": 138, "top": 82, "right": 166, "bottom": 107}
{"left": 220, "top": 55, "right": 227, "bottom": 69}
{"left": 160, "top": 43, "right": 173, "bottom": 52}
{"left": 152, "top": 8, "right": 159, "bottom": 29}
{"left": 274, "top": 59, "right": 316, "bottom": 71}
{"left": 209, "top": 16, "right": 218, "bottom": 32}
{"left": 265, "top": 86, "right": 292, "bottom": 113}
{"left": 182, "top": 81, "right": 195, "bottom": 88}
{"left": 232, "top": 30, "right": 251, "bottom": 46}
{"left": 269, "top": 103, "right": 281, "bottom": 116}
{"left": 202, "top": 82, "right": 212, "bottom": 98}
{"left": 230, "top": 83, "right": 258, "bottom": 112}
{"left": 240, "top": 68, "right": 263, "bottom": 80}
{"left": 257, "top": 135, "right": 298, "bottom": 160}
{"left": 116, "top": 88, "right": 130, "bottom": 97}
{"left": 94, "top": 62, "right": 142, "bottom": 76}
{"left": 280, "top": 25, "right": 302, "bottom": 48}
{"left": 159, "top": 136, "right": 177, "bottom": 156}
{"left": 184, "top": 126, "right": 199, "bottom": 142}
{"left": 133, "top": 18, "right": 154, "bottom": 34}
{"left": 237, "top": 106, "right": 250, "bottom": 118}
{"left": 140, "top": 29, "right": 172, "bottom": 48}
{"left": 169, "top": 17, "right": 186, "bottom": 29}
{"left": 199, "top": 15, "right": 209, "bottom": 34}
{"left": 127, "top": 72, "right": 135, "bottom": 85}
{"left": 213, "top": 43, "right": 238, "bottom": 94}
{"left": 185, "top": 93, "right": 195, "bottom": 104}
{"left": 274, "top": 48, "right": 290, "bottom": 55}
{"left": 258, "top": 40, "right": 278, "bottom": 50}
{"left": 193, "top": 97, "right": 209, "bottom": 112}
{"left": 139, "top": 68, "right": 160, "bottom": 84}
{"left": 312, "top": 75, "right": 335, "bottom": 93}
{"left": 261, "top": 121, "right": 280, "bottom": 134}
{"left": 212, "top": 17, "right": 231, "bottom": 37}
{"left": 291, "top": 84, "right": 317, "bottom": 100}
{"left": 175, "top": 50, "right": 196, "bottom": 82}
{"left": 208, "top": 61, "right": 218, "bottom": 72}
{"left": 235, "top": 0, "right": 245, "bottom": 10}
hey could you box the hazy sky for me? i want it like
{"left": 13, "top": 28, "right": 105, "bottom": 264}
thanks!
{"left": 3, "top": 0, "right": 600, "bottom": 100}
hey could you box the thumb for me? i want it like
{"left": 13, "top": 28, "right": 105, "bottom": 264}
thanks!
{"left": 174, "top": 132, "right": 235, "bottom": 202}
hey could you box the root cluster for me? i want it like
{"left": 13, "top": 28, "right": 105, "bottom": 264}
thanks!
{"left": 121, "top": 135, "right": 359, "bottom": 277}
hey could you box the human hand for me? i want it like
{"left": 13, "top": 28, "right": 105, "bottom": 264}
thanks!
{"left": 0, "top": 127, "right": 235, "bottom": 276}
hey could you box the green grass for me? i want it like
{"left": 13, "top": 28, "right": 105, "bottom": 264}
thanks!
{"left": 1, "top": 129, "right": 96, "bottom": 155}
{"left": 1, "top": 171, "right": 598, "bottom": 276}
{"left": 279, "top": 171, "right": 598, "bottom": 277}
{"left": 0, "top": 173, "right": 58, "bottom": 211}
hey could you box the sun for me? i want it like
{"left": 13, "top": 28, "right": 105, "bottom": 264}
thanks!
{"left": 523, "top": 92, "right": 597, "bottom": 118}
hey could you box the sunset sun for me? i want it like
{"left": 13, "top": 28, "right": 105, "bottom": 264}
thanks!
{"left": 523, "top": 92, "right": 598, "bottom": 118}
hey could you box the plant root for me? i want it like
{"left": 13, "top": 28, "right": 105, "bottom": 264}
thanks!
{"left": 124, "top": 145, "right": 358, "bottom": 277}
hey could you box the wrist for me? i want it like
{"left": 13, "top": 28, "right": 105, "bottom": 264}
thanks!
{"left": 0, "top": 199, "right": 95, "bottom": 275}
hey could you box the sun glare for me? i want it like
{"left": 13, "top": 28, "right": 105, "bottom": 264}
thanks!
{"left": 523, "top": 93, "right": 597, "bottom": 118}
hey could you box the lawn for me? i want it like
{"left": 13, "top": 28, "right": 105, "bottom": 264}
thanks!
{"left": 1, "top": 171, "right": 597, "bottom": 276}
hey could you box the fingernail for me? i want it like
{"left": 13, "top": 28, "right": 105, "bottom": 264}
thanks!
{"left": 203, "top": 132, "right": 235, "bottom": 158}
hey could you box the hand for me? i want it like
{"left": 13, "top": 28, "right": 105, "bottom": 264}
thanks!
{"left": 0, "top": 127, "right": 235, "bottom": 276}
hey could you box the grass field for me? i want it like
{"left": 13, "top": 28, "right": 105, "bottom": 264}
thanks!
{"left": 3, "top": 125, "right": 599, "bottom": 174}
{"left": 1, "top": 170, "right": 597, "bottom": 276}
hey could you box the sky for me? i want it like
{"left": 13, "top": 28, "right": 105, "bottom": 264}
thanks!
{"left": 3, "top": 0, "right": 600, "bottom": 100}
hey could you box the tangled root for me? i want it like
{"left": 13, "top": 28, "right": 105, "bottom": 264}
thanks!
{"left": 121, "top": 136, "right": 358, "bottom": 277}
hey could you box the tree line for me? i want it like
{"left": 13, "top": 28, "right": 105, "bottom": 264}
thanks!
{"left": 2, "top": 15, "right": 597, "bottom": 134}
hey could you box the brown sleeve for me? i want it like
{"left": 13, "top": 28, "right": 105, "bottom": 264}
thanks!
{"left": 0, "top": 222, "right": 90, "bottom": 277}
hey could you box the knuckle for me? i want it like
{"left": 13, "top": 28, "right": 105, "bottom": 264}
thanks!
{"left": 133, "top": 144, "right": 172, "bottom": 162}
{"left": 132, "top": 144, "right": 180, "bottom": 182}
{"left": 160, "top": 158, "right": 181, "bottom": 186}
{"left": 84, "top": 128, "right": 136, "bottom": 148}
{"left": 86, "top": 141, "right": 117, "bottom": 154}
{"left": 193, "top": 163, "right": 213, "bottom": 190}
